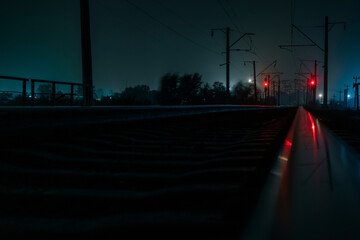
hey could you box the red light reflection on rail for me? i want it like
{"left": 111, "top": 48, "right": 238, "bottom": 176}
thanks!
{"left": 278, "top": 125, "right": 294, "bottom": 228}
{"left": 308, "top": 112, "right": 316, "bottom": 141}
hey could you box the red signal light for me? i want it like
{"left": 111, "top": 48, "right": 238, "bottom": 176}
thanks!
{"left": 264, "top": 82, "right": 268, "bottom": 87}
{"left": 310, "top": 80, "right": 315, "bottom": 85}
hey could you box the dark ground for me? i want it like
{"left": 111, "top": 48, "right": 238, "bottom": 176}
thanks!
{"left": 0, "top": 107, "right": 297, "bottom": 239}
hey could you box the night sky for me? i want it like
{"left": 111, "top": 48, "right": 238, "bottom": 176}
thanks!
{"left": 0, "top": 0, "right": 359, "bottom": 98}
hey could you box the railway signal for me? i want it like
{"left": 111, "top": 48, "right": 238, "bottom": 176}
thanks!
{"left": 264, "top": 76, "right": 270, "bottom": 104}
{"left": 309, "top": 74, "right": 316, "bottom": 103}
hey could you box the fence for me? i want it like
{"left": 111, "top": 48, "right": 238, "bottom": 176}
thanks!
{"left": 0, "top": 75, "right": 83, "bottom": 106}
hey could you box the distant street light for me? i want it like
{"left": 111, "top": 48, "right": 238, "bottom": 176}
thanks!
{"left": 348, "top": 94, "right": 351, "bottom": 98}
{"left": 248, "top": 79, "right": 252, "bottom": 83}
{"left": 319, "top": 93, "right": 323, "bottom": 104}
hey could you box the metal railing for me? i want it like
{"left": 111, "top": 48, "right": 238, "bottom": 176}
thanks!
{"left": 0, "top": 75, "right": 83, "bottom": 106}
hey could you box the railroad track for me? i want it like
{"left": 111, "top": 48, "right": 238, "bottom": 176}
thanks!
{"left": 0, "top": 108, "right": 296, "bottom": 239}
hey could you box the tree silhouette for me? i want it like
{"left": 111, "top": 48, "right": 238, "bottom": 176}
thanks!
{"left": 199, "top": 83, "right": 212, "bottom": 104}
{"left": 212, "top": 81, "right": 227, "bottom": 104}
{"left": 120, "top": 85, "right": 154, "bottom": 105}
{"left": 178, "top": 73, "right": 202, "bottom": 104}
{"left": 0, "top": 92, "right": 12, "bottom": 105}
{"left": 37, "top": 84, "right": 52, "bottom": 99}
{"left": 232, "top": 81, "right": 252, "bottom": 104}
{"left": 159, "top": 73, "right": 180, "bottom": 105}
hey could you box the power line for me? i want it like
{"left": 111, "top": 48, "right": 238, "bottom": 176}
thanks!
{"left": 96, "top": 2, "right": 163, "bottom": 43}
{"left": 217, "top": 0, "right": 250, "bottom": 48}
{"left": 217, "top": 0, "right": 238, "bottom": 31}
{"left": 124, "top": 0, "right": 221, "bottom": 56}
{"left": 222, "top": 0, "right": 269, "bottom": 63}
{"left": 155, "top": 0, "right": 223, "bottom": 48}
{"left": 217, "top": 0, "right": 267, "bottom": 71}
{"left": 222, "top": 0, "right": 252, "bottom": 49}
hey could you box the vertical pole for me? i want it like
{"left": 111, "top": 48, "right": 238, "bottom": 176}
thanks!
{"left": 80, "top": 0, "right": 93, "bottom": 106}
{"left": 324, "top": 16, "right": 329, "bottom": 106}
{"left": 344, "top": 88, "right": 347, "bottom": 107}
{"left": 70, "top": 84, "right": 74, "bottom": 106}
{"left": 264, "top": 76, "right": 267, "bottom": 105}
{"left": 306, "top": 79, "right": 309, "bottom": 104}
{"left": 267, "top": 75, "right": 270, "bottom": 104}
{"left": 353, "top": 77, "right": 359, "bottom": 111}
{"left": 52, "top": 82, "right": 56, "bottom": 105}
{"left": 226, "top": 27, "right": 230, "bottom": 102}
{"left": 272, "top": 78, "right": 275, "bottom": 100}
{"left": 22, "top": 80, "right": 27, "bottom": 106}
{"left": 314, "top": 60, "right": 317, "bottom": 103}
{"left": 253, "top": 61, "right": 257, "bottom": 103}
{"left": 278, "top": 76, "right": 281, "bottom": 106}
{"left": 339, "top": 90, "right": 342, "bottom": 105}
{"left": 31, "top": 80, "right": 35, "bottom": 106}
{"left": 356, "top": 85, "right": 359, "bottom": 111}
{"left": 264, "top": 87, "right": 267, "bottom": 104}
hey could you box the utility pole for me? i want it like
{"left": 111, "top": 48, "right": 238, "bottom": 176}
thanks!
{"left": 244, "top": 60, "right": 259, "bottom": 103}
{"left": 264, "top": 75, "right": 269, "bottom": 104}
{"left": 354, "top": 76, "right": 360, "bottom": 111}
{"left": 211, "top": 28, "right": 254, "bottom": 103}
{"left": 226, "top": 27, "right": 230, "bottom": 99}
{"left": 344, "top": 85, "right": 349, "bottom": 108}
{"left": 305, "top": 78, "right": 309, "bottom": 104}
{"left": 296, "top": 60, "right": 317, "bottom": 104}
{"left": 337, "top": 89, "right": 342, "bottom": 105}
{"left": 272, "top": 78, "right": 275, "bottom": 99}
{"left": 267, "top": 75, "right": 270, "bottom": 104}
{"left": 253, "top": 61, "right": 257, "bottom": 103}
{"left": 266, "top": 75, "right": 270, "bottom": 104}
{"left": 260, "top": 71, "right": 283, "bottom": 105}
{"left": 278, "top": 75, "right": 281, "bottom": 106}
{"left": 279, "top": 18, "right": 345, "bottom": 107}
{"left": 80, "top": 0, "right": 93, "bottom": 106}
{"left": 324, "top": 16, "right": 329, "bottom": 106}
{"left": 314, "top": 60, "right": 317, "bottom": 103}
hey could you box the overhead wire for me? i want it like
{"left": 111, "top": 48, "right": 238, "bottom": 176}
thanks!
{"left": 124, "top": 0, "right": 221, "bottom": 56}
{"left": 290, "top": 0, "right": 299, "bottom": 82}
{"left": 223, "top": 0, "right": 269, "bottom": 64}
{"left": 223, "top": 0, "right": 252, "bottom": 49}
{"left": 155, "top": 0, "right": 224, "bottom": 48}
{"left": 96, "top": 1, "right": 162, "bottom": 43}
{"left": 217, "top": 0, "right": 255, "bottom": 77}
